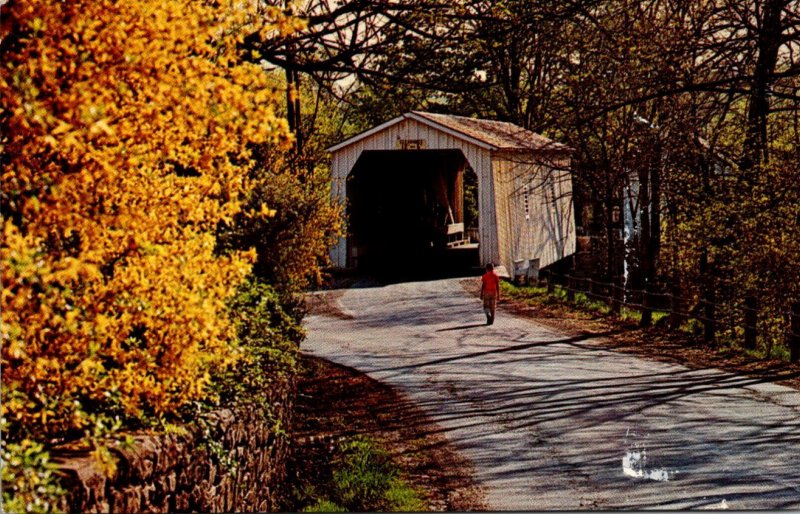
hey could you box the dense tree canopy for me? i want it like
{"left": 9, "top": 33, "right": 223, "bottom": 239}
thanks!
{"left": 267, "top": 0, "right": 798, "bottom": 353}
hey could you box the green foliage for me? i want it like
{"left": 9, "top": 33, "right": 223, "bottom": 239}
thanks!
{"left": 463, "top": 168, "right": 480, "bottom": 230}
{"left": 301, "top": 499, "right": 347, "bottom": 512}
{"left": 216, "top": 71, "right": 344, "bottom": 297}
{"left": 501, "top": 280, "right": 544, "bottom": 297}
{"left": 503, "top": 281, "right": 670, "bottom": 326}
{"left": 383, "top": 478, "right": 426, "bottom": 512}
{"left": 214, "top": 277, "right": 303, "bottom": 404}
{"left": 1, "top": 437, "right": 66, "bottom": 514}
{"left": 202, "top": 437, "right": 238, "bottom": 477}
{"left": 332, "top": 437, "right": 397, "bottom": 511}
{"left": 331, "top": 437, "right": 424, "bottom": 512}
{"left": 300, "top": 436, "right": 425, "bottom": 512}
{"left": 218, "top": 148, "right": 343, "bottom": 296}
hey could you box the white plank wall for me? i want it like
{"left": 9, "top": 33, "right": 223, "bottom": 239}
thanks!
{"left": 329, "top": 153, "right": 347, "bottom": 267}
{"left": 328, "top": 117, "right": 573, "bottom": 272}
{"left": 491, "top": 152, "right": 576, "bottom": 273}
{"left": 329, "top": 118, "right": 499, "bottom": 268}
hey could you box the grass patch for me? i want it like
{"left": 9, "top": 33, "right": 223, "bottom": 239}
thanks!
{"left": 502, "top": 280, "right": 797, "bottom": 366}
{"left": 502, "top": 280, "right": 670, "bottom": 326}
{"left": 302, "top": 499, "right": 347, "bottom": 512}
{"left": 769, "top": 344, "right": 791, "bottom": 362}
{"left": 297, "top": 436, "right": 425, "bottom": 512}
{"left": 501, "top": 281, "right": 610, "bottom": 318}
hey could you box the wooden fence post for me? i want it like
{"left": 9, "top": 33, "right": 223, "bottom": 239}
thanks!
{"left": 669, "top": 284, "right": 683, "bottom": 329}
{"left": 789, "top": 302, "right": 800, "bottom": 363}
{"left": 566, "top": 274, "right": 575, "bottom": 302}
{"left": 704, "top": 288, "right": 716, "bottom": 344}
{"left": 743, "top": 296, "right": 757, "bottom": 350}
{"left": 611, "top": 276, "right": 623, "bottom": 316}
{"left": 547, "top": 270, "right": 555, "bottom": 294}
{"left": 587, "top": 277, "right": 594, "bottom": 301}
{"left": 640, "top": 285, "right": 653, "bottom": 327}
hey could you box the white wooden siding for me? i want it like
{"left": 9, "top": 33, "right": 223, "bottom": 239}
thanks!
{"left": 328, "top": 118, "right": 573, "bottom": 271}
{"left": 491, "top": 155, "right": 513, "bottom": 271}
{"left": 493, "top": 152, "right": 576, "bottom": 273}
{"left": 329, "top": 153, "right": 347, "bottom": 267}
{"left": 329, "top": 118, "right": 497, "bottom": 268}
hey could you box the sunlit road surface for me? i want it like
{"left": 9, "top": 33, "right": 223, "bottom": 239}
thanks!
{"left": 302, "top": 278, "right": 800, "bottom": 510}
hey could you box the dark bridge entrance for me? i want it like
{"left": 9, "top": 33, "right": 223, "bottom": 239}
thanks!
{"left": 347, "top": 150, "right": 479, "bottom": 280}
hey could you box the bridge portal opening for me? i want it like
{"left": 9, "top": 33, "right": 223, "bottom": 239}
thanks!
{"left": 347, "top": 150, "right": 479, "bottom": 279}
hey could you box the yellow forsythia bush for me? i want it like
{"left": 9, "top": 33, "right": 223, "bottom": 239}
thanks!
{"left": 1, "top": 0, "right": 300, "bottom": 440}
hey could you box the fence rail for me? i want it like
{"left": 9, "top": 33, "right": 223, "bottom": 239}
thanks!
{"left": 531, "top": 270, "right": 800, "bottom": 363}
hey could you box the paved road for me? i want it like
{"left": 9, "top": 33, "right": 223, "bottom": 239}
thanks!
{"left": 302, "top": 278, "right": 800, "bottom": 510}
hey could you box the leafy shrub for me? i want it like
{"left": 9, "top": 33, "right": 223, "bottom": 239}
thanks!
{"left": 301, "top": 499, "right": 347, "bottom": 512}
{"left": 218, "top": 147, "right": 343, "bottom": 296}
{"left": 327, "top": 437, "right": 424, "bottom": 512}
{"left": 1, "top": 0, "right": 294, "bottom": 442}
{"left": 384, "top": 478, "right": 427, "bottom": 512}
{"left": 332, "top": 437, "right": 397, "bottom": 510}
{"left": 1, "top": 437, "right": 65, "bottom": 514}
{"left": 215, "top": 277, "right": 304, "bottom": 404}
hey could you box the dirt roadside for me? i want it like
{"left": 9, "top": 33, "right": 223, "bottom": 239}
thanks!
{"left": 288, "top": 348, "right": 487, "bottom": 511}
{"left": 458, "top": 277, "right": 800, "bottom": 391}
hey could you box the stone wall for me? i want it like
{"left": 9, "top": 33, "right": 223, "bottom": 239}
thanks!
{"left": 52, "top": 379, "right": 294, "bottom": 513}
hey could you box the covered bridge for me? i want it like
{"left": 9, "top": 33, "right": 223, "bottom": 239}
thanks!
{"left": 328, "top": 111, "right": 576, "bottom": 277}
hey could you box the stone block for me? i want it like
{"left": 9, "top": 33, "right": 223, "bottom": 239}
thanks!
{"left": 141, "top": 482, "right": 156, "bottom": 505}
{"left": 152, "top": 493, "right": 171, "bottom": 513}
{"left": 51, "top": 449, "right": 108, "bottom": 513}
{"left": 54, "top": 381, "right": 294, "bottom": 513}
{"left": 153, "top": 439, "right": 177, "bottom": 474}
{"left": 191, "top": 481, "right": 216, "bottom": 511}
{"left": 174, "top": 490, "right": 190, "bottom": 512}
{"left": 112, "top": 486, "right": 142, "bottom": 513}
{"left": 115, "top": 435, "right": 158, "bottom": 482}
{"left": 166, "top": 470, "right": 177, "bottom": 491}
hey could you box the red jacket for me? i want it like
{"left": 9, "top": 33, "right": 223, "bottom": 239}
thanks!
{"left": 481, "top": 271, "right": 500, "bottom": 297}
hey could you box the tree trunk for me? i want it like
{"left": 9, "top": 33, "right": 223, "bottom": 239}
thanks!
{"left": 605, "top": 177, "right": 616, "bottom": 282}
{"left": 740, "top": 0, "right": 784, "bottom": 170}
{"left": 639, "top": 153, "right": 652, "bottom": 327}
{"left": 285, "top": 65, "right": 303, "bottom": 153}
{"left": 642, "top": 137, "right": 662, "bottom": 327}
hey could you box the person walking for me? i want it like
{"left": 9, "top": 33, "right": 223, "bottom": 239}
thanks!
{"left": 480, "top": 262, "right": 500, "bottom": 325}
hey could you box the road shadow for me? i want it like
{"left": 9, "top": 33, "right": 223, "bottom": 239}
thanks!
{"left": 298, "top": 343, "right": 800, "bottom": 509}
{"left": 371, "top": 331, "right": 623, "bottom": 372}
{"left": 436, "top": 323, "right": 488, "bottom": 332}
{"left": 300, "top": 275, "right": 800, "bottom": 509}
